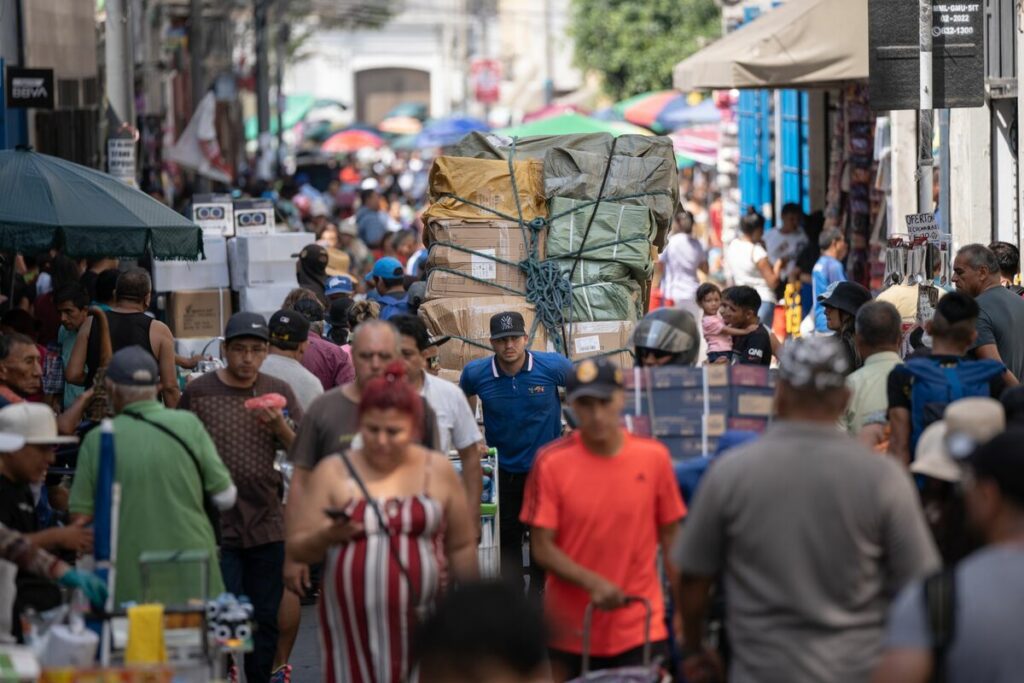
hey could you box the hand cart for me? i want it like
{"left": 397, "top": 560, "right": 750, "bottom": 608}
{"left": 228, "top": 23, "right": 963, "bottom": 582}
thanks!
{"left": 448, "top": 447, "right": 500, "bottom": 578}
{"left": 569, "top": 597, "right": 667, "bottom": 683}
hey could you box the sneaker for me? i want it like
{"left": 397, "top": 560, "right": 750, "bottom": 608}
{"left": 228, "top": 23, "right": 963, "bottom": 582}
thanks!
{"left": 270, "top": 665, "right": 292, "bottom": 683}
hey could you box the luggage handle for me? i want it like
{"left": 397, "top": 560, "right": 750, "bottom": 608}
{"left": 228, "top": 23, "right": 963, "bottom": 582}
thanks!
{"left": 581, "top": 596, "right": 652, "bottom": 675}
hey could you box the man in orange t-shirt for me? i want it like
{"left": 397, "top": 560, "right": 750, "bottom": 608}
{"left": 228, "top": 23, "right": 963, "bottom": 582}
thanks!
{"left": 522, "top": 357, "right": 686, "bottom": 681}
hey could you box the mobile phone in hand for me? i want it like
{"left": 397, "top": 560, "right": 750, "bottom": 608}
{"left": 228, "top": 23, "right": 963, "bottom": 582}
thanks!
{"left": 324, "top": 508, "right": 350, "bottom": 523}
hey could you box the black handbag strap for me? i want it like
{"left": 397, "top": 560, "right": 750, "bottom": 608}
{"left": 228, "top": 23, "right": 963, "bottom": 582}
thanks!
{"left": 338, "top": 450, "right": 416, "bottom": 594}
{"left": 121, "top": 410, "right": 206, "bottom": 489}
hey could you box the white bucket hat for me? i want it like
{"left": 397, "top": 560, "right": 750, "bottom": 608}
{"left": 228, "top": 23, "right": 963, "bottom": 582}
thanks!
{"left": 0, "top": 403, "right": 78, "bottom": 452}
{"left": 912, "top": 397, "right": 1005, "bottom": 483}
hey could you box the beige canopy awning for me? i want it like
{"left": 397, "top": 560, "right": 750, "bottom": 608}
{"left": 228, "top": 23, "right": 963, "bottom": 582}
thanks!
{"left": 673, "top": 0, "right": 868, "bottom": 91}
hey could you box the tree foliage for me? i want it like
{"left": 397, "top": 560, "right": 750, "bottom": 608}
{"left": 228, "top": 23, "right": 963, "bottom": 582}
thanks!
{"left": 570, "top": 0, "right": 720, "bottom": 100}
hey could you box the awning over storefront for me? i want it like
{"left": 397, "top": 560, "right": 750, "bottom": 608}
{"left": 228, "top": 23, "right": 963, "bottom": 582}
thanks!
{"left": 673, "top": 0, "right": 867, "bottom": 91}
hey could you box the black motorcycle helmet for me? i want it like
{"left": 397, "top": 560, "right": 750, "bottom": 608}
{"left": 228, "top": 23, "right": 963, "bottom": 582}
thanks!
{"left": 633, "top": 308, "right": 699, "bottom": 367}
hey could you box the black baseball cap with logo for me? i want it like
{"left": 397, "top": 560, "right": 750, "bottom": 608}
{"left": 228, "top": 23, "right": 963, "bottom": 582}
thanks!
{"left": 566, "top": 357, "right": 625, "bottom": 402}
{"left": 489, "top": 311, "right": 527, "bottom": 340}
{"left": 224, "top": 312, "right": 270, "bottom": 342}
{"left": 268, "top": 309, "right": 310, "bottom": 350}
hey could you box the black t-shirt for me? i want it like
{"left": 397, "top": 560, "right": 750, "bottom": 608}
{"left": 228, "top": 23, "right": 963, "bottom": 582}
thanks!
{"left": 732, "top": 325, "right": 773, "bottom": 366}
{"left": 0, "top": 475, "right": 61, "bottom": 635}
{"left": 0, "top": 475, "right": 38, "bottom": 534}
{"left": 887, "top": 355, "right": 1007, "bottom": 413}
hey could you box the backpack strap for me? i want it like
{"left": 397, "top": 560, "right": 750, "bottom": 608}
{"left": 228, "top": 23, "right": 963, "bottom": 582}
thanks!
{"left": 922, "top": 568, "right": 956, "bottom": 683}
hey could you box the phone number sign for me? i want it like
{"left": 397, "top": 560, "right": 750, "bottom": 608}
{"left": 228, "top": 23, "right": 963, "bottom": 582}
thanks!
{"left": 868, "top": 0, "right": 984, "bottom": 111}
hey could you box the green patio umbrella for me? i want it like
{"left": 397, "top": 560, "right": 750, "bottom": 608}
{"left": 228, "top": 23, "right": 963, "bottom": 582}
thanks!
{"left": 493, "top": 113, "right": 653, "bottom": 138}
{"left": 0, "top": 147, "right": 203, "bottom": 260}
{"left": 244, "top": 93, "right": 319, "bottom": 141}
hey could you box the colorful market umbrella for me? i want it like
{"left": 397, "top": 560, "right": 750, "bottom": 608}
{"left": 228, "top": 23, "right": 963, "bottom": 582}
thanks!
{"left": 522, "top": 103, "right": 589, "bottom": 123}
{"left": 656, "top": 99, "right": 722, "bottom": 132}
{"left": 670, "top": 124, "right": 720, "bottom": 167}
{"left": 379, "top": 116, "right": 424, "bottom": 135}
{"left": 244, "top": 93, "right": 318, "bottom": 140}
{"left": 321, "top": 128, "right": 385, "bottom": 153}
{"left": 493, "top": 113, "right": 653, "bottom": 138}
{"left": 415, "top": 115, "right": 490, "bottom": 148}
{"left": 0, "top": 147, "right": 203, "bottom": 259}
{"left": 620, "top": 91, "right": 683, "bottom": 131}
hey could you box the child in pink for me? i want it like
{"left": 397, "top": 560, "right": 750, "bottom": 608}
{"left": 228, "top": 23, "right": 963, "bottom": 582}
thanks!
{"left": 697, "top": 283, "right": 756, "bottom": 364}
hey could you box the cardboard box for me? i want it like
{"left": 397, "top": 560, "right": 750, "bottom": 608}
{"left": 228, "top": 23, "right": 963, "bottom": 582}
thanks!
{"left": 238, "top": 283, "right": 295, "bottom": 318}
{"left": 233, "top": 198, "right": 275, "bottom": 236}
{"left": 731, "top": 386, "right": 775, "bottom": 417}
{"left": 565, "top": 320, "right": 634, "bottom": 368}
{"left": 424, "top": 157, "right": 547, "bottom": 223}
{"left": 660, "top": 436, "right": 714, "bottom": 461}
{"left": 418, "top": 295, "right": 549, "bottom": 371}
{"left": 166, "top": 289, "right": 233, "bottom": 339}
{"left": 729, "top": 365, "right": 776, "bottom": 388}
{"left": 728, "top": 416, "right": 770, "bottom": 433}
{"left": 425, "top": 219, "right": 543, "bottom": 299}
{"left": 191, "top": 193, "right": 235, "bottom": 237}
{"left": 152, "top": 236, "right": 229, "bottom": 292}
{"left": 652, "top": 412, "right": 725, "bottom": 437}
{"left": 228, "top": 233, "right": 313, "bottom": 288}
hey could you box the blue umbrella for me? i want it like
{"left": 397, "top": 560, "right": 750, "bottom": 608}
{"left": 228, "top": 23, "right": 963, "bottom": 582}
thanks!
{"left": 415, "top": 115, "right": 490, "bottom": 148}
{"left": 656, "top": 99, "right": 721, "bottom": 132}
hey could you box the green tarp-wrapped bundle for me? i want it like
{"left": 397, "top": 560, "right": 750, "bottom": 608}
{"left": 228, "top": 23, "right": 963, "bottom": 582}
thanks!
{"left": 450, "top": 131, "right": 678, "bottom": 248}
{"left": 544, "top": 151, "right": 675, "bottom": 244}
{"left": 547, "top": 198, "right": 654, "bottom": 284}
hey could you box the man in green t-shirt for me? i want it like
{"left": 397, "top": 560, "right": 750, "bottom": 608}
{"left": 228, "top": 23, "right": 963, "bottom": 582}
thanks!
{"left": 70, "top": 346, "right": 236, "bottom": 606}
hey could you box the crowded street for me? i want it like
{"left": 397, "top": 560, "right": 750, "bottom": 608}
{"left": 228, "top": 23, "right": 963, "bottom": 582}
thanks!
{"left": 2, "top": 0, "right": 1024, "bottom": 682}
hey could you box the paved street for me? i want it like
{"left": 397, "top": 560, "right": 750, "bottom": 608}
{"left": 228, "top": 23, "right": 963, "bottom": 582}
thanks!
{"left": 291, "top": 606, "right": 321, "bottom": 683}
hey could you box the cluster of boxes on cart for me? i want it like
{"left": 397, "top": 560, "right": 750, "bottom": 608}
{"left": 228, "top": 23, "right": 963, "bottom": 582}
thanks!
{"left": 150, "top": 194, "right": 316, "bottom": 356}
{"left": 623, "top": 364, "right": 777, "bottom": 461}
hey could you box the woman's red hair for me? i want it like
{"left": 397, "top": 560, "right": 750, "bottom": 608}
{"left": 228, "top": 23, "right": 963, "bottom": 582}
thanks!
{"left": 358, "top": 361, "right": 424, "bottom": 435}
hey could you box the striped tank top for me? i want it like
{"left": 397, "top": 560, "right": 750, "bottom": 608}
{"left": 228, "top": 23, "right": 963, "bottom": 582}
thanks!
{"left": 318, "top": 491, "right": 447, "bottom": 683}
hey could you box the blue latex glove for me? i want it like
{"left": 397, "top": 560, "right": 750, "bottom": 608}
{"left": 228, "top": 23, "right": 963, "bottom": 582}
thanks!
{"left": 58, "top": 569, "right": 109, "bottom": 608}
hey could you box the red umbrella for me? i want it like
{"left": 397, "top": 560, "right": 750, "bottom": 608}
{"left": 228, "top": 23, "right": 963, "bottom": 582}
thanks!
{"left": 322, "top": 129, "right": 384, "bottom": 153}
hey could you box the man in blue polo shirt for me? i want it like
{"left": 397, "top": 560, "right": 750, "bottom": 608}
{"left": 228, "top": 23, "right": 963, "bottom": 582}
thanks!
{"left": 460, "top": 311, "right": 573, "bottom": 588}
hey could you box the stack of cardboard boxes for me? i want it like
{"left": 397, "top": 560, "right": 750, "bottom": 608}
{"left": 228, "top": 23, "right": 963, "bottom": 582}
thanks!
{"left": 418, "top": 157, "right": 552, "bottom": 372}
{"left": 417, "top": 132, "right": 679, "bottom": 373}
{"left": 623, "top": 365, "right": 775, "bottom": 460}
{"left": 154, "top": 194, "right": 318, "bottom": 356}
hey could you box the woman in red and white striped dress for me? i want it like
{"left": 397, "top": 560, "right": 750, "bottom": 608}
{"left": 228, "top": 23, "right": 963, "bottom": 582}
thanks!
{"left": 287, "top": 363, "right": 478, "bottom": 683}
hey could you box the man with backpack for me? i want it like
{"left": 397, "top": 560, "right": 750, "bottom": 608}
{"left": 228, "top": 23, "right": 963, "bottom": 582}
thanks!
{"left": 872, "top": 429, "right": 1024, "bottom": 683}
{"left": 886, "top": 292, "right": 1007, "bottom": 465}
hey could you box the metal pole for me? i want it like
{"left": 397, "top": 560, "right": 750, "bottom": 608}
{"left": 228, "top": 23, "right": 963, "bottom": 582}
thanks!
{"left": 917, "top": 0, "right": 934, "bottom": 214}
{"left": 276, "top": 21, "right": 288, "bottom": 179}
{"left": 255, "top": 0, "right": 271, "bottom": 180}
{"left": 190, "top": 0, "right": 204, "bottom": 112}
{"left": 543, "top": 0, "right": 554, "bottom": 105}
{"left": 105, "top": 0, "right": 136, "bottom": 132}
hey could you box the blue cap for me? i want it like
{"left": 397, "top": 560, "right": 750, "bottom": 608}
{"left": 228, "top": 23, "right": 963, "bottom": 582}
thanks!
{"left": 370, "top": 256, "right": 404, "bottom": 280}
{"left": 325, "top": 275, "right": 355, "bottom": 296}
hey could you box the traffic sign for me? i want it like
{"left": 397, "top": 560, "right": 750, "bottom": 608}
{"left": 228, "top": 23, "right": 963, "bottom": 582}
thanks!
{"left": 471, "top": 59, "right": 502, "bottom": 105}
{"left": 868, "top": 1, "right": 985, "bottom": 110}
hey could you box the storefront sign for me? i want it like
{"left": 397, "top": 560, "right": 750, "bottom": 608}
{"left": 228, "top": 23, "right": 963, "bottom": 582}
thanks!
{"left": 471, "top": 59, "right": 502, "bottom": 105}
{"left": 868, "top": 1, "right": 984, "bottom": 110}
{"left": 905, "top": 212, "right": 949, "bottom": 241}
{"left": 107, "top": 138, "right": 136, "bottom": 186}
{"left": 191, "top": 193, "right": 235, "bottom": 237}
{"left": 4, "top": 67, "right": 54, "bottom": 109}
